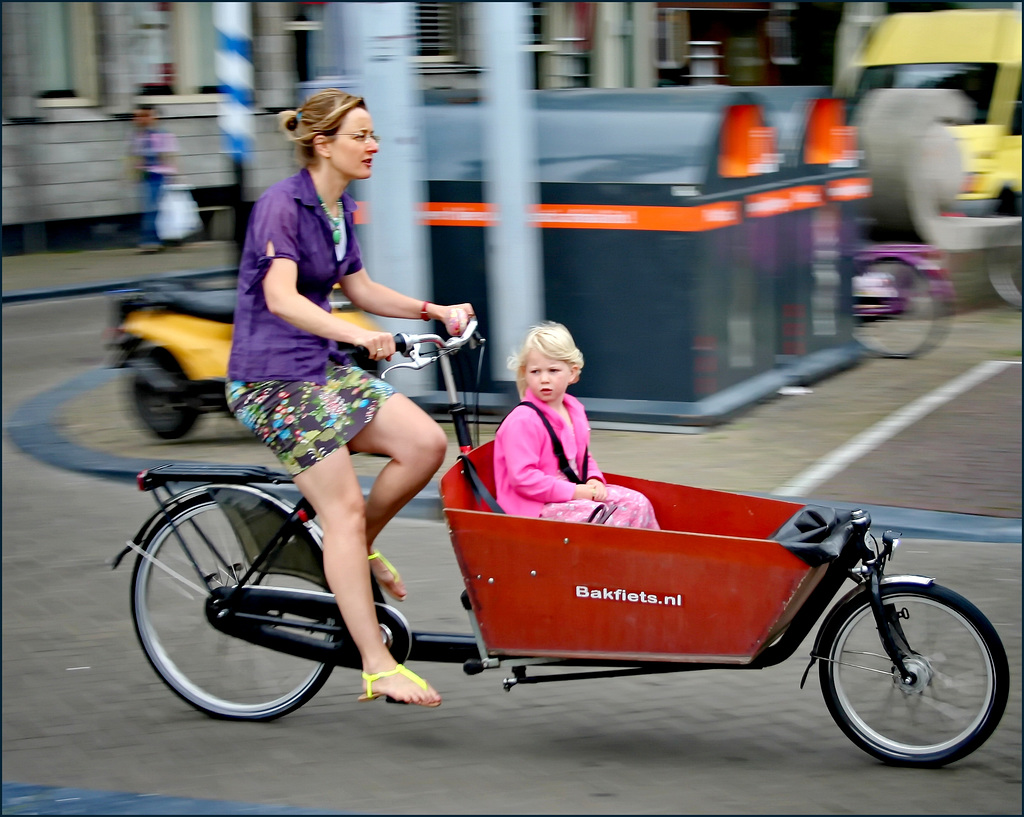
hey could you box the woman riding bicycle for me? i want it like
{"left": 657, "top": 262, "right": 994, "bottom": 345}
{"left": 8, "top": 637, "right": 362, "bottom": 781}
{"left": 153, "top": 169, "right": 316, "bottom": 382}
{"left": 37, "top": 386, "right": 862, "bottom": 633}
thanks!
{"left": 226, "top": 88, "right": 473, "bottom": 708}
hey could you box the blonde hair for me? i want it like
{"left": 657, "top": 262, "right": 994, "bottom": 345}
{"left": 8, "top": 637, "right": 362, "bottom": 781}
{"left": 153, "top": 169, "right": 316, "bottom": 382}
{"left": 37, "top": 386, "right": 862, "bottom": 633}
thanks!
{"left": 277, "top": 89, "right": 366, "bottom": 167}
{"left": 507, "top": 322, "right": 584, "bottom": 398}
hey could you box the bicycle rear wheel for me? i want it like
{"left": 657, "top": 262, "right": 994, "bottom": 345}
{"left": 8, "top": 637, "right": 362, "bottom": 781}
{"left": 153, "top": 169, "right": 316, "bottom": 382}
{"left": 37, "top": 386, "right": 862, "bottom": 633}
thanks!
{"left": 818, "top": 582, "right": 1008, "bottom": 767}
{"left": 853, "top": 258, "right": 951, "bottom": 358}
{"left": 130, "top": 487, "right": 336, "bottom": 721}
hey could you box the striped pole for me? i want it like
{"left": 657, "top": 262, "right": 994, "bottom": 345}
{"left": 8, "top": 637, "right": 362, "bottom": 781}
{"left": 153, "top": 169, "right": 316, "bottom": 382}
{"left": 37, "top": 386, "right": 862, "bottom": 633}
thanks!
{"left": 214, "top": 3, "right": 253, "bottom": 162}
{"left": 214, "top": 3, "right": 253, "bottom": 258}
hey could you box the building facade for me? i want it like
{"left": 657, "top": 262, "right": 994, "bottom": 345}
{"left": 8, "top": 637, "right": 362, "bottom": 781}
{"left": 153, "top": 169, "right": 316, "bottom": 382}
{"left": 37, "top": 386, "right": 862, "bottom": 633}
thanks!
{"left": 2, "top": 1, "right": 846, "bottom": 255}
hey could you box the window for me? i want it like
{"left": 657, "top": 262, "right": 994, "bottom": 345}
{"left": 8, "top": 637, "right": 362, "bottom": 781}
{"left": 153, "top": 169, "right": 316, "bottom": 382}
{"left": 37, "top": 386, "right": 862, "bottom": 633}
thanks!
{"left": 854, "top": 63, "right": 999, "bottom": 125}
{"left": 131, "top": 2, "right": 220, "bottom": 97}
{"left": 290, "top": 2, "right": 469, "bottom": 85}
{"left": 656, "top": 8, "right": 690, "bottom": 70}
{"left": 31, "top": 3, "right": 98, "bottom": 103}
{"left": 415, "top": 2, "right": 460, "bottom": 62}
{"left": 767, "top": 4, "right": 797, "bottom": 67}
{"left": 178, "top": 2, "right": 219, "bottom": 94}
{"left": 132, "top": 3, "right": 175, "bottom": 94}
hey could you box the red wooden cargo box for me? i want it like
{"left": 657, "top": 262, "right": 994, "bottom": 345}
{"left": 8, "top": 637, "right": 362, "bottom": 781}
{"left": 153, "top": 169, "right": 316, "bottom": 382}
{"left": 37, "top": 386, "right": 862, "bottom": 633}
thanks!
{"left": 440, "top": 442, "right": 834, "bottom": 665}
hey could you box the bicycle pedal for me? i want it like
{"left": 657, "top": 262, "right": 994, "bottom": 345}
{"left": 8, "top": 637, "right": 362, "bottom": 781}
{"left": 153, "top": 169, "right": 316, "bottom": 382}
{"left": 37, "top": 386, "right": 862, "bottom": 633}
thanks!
{"left": 384, "top": 695, "right": 409, "bottom": 706}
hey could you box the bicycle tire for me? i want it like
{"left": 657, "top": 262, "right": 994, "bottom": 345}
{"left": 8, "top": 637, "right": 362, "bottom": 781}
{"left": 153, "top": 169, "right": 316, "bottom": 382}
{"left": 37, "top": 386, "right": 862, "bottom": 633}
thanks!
{"left": 853, "top": 258, "right": 952, "bottom": 359}
{"left": 130, "top": 486, "right": 337, "bottom": 721}
{"left": 817, "top": 582, "right": 1008, "bottom": 767}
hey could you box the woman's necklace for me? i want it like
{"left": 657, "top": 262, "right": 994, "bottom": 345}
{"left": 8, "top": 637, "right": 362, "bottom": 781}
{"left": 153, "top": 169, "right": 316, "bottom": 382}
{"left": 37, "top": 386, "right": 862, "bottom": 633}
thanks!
{"left": 317, "top": 194, "right": 343, "bottom": 244}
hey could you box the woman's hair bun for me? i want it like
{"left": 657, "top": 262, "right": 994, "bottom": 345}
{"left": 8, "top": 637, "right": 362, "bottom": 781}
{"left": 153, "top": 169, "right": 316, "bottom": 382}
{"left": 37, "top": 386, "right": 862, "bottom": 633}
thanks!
{"left": 278, "top": 109, "right": 300, "bottom": 132}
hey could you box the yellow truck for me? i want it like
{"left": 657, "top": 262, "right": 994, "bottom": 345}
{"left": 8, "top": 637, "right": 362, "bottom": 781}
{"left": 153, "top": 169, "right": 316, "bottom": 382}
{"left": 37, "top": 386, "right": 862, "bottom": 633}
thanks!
{"left": 846, "top": 8, "right": 1022, "bottom": 217}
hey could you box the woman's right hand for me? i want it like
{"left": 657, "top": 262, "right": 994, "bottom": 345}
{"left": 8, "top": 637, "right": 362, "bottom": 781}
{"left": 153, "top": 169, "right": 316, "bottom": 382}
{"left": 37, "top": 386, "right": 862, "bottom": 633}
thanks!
{"left": 444, "top": 306, "right": 472, "bottom": 336}
{"left": 423, "top": 302, "right": 475, "bottom": 336}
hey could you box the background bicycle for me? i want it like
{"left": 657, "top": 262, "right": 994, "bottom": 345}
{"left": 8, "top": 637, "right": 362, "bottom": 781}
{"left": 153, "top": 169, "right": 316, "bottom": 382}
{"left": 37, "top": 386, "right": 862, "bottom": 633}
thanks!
{"left": 852, "top": 242, "right": 955, "bottom": 359}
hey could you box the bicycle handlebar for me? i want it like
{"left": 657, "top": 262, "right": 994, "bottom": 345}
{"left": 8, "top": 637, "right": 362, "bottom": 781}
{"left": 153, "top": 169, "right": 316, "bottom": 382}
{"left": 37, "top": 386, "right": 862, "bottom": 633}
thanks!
{"left": 378, "top": 318, "right": 482, "bottom": 380}
{"left": 394, "top": 317, "right": 479, "bottom": 355}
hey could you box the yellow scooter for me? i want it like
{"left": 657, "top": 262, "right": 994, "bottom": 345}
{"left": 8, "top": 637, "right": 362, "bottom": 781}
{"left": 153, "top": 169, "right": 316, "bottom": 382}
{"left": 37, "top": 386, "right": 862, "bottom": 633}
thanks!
{"left": 107, "top": 280, "right": 380, "bottom": 439}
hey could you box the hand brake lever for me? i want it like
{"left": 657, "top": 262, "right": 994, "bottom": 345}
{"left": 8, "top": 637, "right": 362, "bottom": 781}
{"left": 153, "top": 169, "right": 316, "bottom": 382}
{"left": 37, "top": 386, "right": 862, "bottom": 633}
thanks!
{"left": 381, "top": 356, "right": 431, "bottom": 380}
{"left": 381, "top": 332, "right": 436, "bottom": 380}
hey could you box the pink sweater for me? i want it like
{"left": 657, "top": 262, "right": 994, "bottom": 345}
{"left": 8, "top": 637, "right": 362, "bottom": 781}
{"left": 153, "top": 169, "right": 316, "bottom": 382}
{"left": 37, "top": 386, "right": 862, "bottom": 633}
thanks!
{"left": 493, "top": 390, "right": 605, "bottom": 518}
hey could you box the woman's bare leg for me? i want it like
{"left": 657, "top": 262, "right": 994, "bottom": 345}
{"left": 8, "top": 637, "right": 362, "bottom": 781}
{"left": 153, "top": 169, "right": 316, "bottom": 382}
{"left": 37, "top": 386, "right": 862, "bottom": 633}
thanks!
{"left": 293, "top": 447, "right": 441, "bottom": 706}
{"left": 348, "top": 393, "right": 447, "bottom": 597}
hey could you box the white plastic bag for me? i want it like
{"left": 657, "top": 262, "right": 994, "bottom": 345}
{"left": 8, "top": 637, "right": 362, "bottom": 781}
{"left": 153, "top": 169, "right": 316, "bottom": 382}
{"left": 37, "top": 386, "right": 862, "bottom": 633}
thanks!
{"left": 155, "top": 184, "right": 201, "bottom": 242}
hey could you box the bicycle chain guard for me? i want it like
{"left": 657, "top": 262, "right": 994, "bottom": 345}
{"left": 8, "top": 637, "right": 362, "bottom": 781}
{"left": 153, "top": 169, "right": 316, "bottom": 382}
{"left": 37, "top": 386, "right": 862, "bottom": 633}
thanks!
{"left": 206, "top": 587, "right": 412, "bottom": 670}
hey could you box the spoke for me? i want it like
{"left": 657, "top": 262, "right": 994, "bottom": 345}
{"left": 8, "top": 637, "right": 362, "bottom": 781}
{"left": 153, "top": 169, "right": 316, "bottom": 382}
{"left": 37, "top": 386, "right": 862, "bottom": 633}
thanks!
{"left": 127, "top": 539, "right": 207, "bottom": 596}
{"left": 821, "top": 648, "right": 894, "bottom": 677}
{"left": 915, "top": 692, "right": 975, "bottom": 722}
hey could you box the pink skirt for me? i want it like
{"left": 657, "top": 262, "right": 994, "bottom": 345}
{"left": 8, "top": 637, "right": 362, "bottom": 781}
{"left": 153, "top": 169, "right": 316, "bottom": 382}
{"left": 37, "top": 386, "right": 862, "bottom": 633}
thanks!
{"left": 539, "top": 484, "right": 659, "bottom": 530}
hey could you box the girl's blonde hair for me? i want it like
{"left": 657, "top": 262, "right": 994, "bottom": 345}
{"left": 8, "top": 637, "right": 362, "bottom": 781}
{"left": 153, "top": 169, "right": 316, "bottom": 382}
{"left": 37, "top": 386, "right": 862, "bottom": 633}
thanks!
{"left": 277, "top": 88, "right": 366, "bottom": 167}
{"left": 507, "top": 322, "right": 584, "bottom": 398}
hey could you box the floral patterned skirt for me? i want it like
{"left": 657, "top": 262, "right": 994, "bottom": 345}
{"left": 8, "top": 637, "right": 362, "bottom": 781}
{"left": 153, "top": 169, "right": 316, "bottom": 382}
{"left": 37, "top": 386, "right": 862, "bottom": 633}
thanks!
{"left": 226, "top": 362, "right": 395, "bottom": 476}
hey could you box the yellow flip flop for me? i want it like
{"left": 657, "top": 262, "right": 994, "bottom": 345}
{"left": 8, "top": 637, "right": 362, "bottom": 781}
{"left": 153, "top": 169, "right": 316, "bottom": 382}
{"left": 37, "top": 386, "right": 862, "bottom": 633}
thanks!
{"left": 359, "top": 664, "right": 441, "bottom": 707}
{"left": 368, "top": 550, "right": 406, "bottom": 602}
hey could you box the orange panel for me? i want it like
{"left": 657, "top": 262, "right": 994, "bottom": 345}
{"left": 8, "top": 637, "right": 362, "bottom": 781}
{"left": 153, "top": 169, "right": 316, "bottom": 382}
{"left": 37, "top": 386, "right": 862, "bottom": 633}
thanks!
{"left": 719, "top": 105, "right": 776, "bottom": 179}
{"left": 803, "top": 98, "right": 859, "bottom": 167}
{"left": 827, "top": 177, "right": 872, "bottom": 201}
{"left": 417, "top": 202, "right": 743, "bottom": 232}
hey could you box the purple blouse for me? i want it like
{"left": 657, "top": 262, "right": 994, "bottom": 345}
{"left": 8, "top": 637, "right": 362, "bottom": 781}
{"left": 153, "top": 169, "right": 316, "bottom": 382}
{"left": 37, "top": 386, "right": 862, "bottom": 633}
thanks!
{"left": 228, "top": 168, "right": 363, "bottom": 383}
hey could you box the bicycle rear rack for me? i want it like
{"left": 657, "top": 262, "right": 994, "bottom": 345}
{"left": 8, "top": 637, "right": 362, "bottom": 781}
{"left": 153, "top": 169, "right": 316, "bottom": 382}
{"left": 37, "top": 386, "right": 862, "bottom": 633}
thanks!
{"left": 137, "top": 462, "right": 293, "bottom": 491}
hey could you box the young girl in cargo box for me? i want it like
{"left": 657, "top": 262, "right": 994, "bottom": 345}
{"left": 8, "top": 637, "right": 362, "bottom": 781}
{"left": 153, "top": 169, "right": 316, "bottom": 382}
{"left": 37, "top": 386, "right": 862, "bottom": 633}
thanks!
{"left": 493, "top": 322, "right": 659, "bottom": 529}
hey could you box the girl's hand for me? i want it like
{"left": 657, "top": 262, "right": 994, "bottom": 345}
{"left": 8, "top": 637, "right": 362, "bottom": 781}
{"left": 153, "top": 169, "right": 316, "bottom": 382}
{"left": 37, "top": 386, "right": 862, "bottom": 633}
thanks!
{"left": 575, "top": 480, "right": 606, "bottom": 502}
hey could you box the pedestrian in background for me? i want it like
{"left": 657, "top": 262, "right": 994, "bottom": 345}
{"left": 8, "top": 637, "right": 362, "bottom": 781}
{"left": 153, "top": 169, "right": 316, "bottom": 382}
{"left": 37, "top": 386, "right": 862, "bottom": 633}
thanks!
{"left": 129, "top": 103, "right": 178, "bottom": 253}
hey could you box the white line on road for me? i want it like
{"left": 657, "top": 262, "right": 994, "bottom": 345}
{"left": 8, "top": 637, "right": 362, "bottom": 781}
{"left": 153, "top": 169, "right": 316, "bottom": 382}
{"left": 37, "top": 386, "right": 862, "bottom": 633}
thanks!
{"left": 774, "top": 359, "right": 1021, "bottom": 498}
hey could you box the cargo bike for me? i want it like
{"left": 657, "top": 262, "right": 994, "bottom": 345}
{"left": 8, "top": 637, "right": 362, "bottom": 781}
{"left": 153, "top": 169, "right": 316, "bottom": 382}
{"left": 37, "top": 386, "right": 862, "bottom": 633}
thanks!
{"left": 113, "top": 319, "right": 1008, "bottom": 768}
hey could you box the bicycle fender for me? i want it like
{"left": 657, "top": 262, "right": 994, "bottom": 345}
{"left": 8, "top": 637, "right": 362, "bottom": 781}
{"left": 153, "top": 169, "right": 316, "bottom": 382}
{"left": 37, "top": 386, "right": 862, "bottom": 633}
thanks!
{"left": 110, "top": 506, "right": 166, "bottom": 570}
{"left": 109, "top": 484, "right": 230, "bottom": 570}
{"left": 801, "top": 575, "right": 935, "bottom": 684}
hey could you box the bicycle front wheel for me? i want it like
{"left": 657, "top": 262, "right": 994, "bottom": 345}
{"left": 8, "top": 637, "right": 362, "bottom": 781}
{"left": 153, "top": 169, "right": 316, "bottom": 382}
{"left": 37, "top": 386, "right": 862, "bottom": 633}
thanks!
{"left": 818, "top": 582, "right": 1008, "bottom": 767}
{"left": 130, "top": 488, "right": 336, "bottom": 721}
{"left": 853, "top": 258, "right": 951, "bottom": 358}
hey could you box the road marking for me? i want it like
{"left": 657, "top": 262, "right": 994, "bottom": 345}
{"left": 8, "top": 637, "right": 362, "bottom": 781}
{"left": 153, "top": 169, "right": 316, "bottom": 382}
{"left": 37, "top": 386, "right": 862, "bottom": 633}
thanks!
{"left": 774, "top": 360, "right": 1020, "bottom": 497}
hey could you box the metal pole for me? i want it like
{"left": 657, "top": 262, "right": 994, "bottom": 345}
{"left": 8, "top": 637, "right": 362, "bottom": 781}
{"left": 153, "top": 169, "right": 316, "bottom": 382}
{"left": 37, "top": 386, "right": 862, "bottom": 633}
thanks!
{"left": 351, "top": 2, "right": 432, "bottom": 395}
{"left": 481, "top": 2, "right": 545, "bottom": 384}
